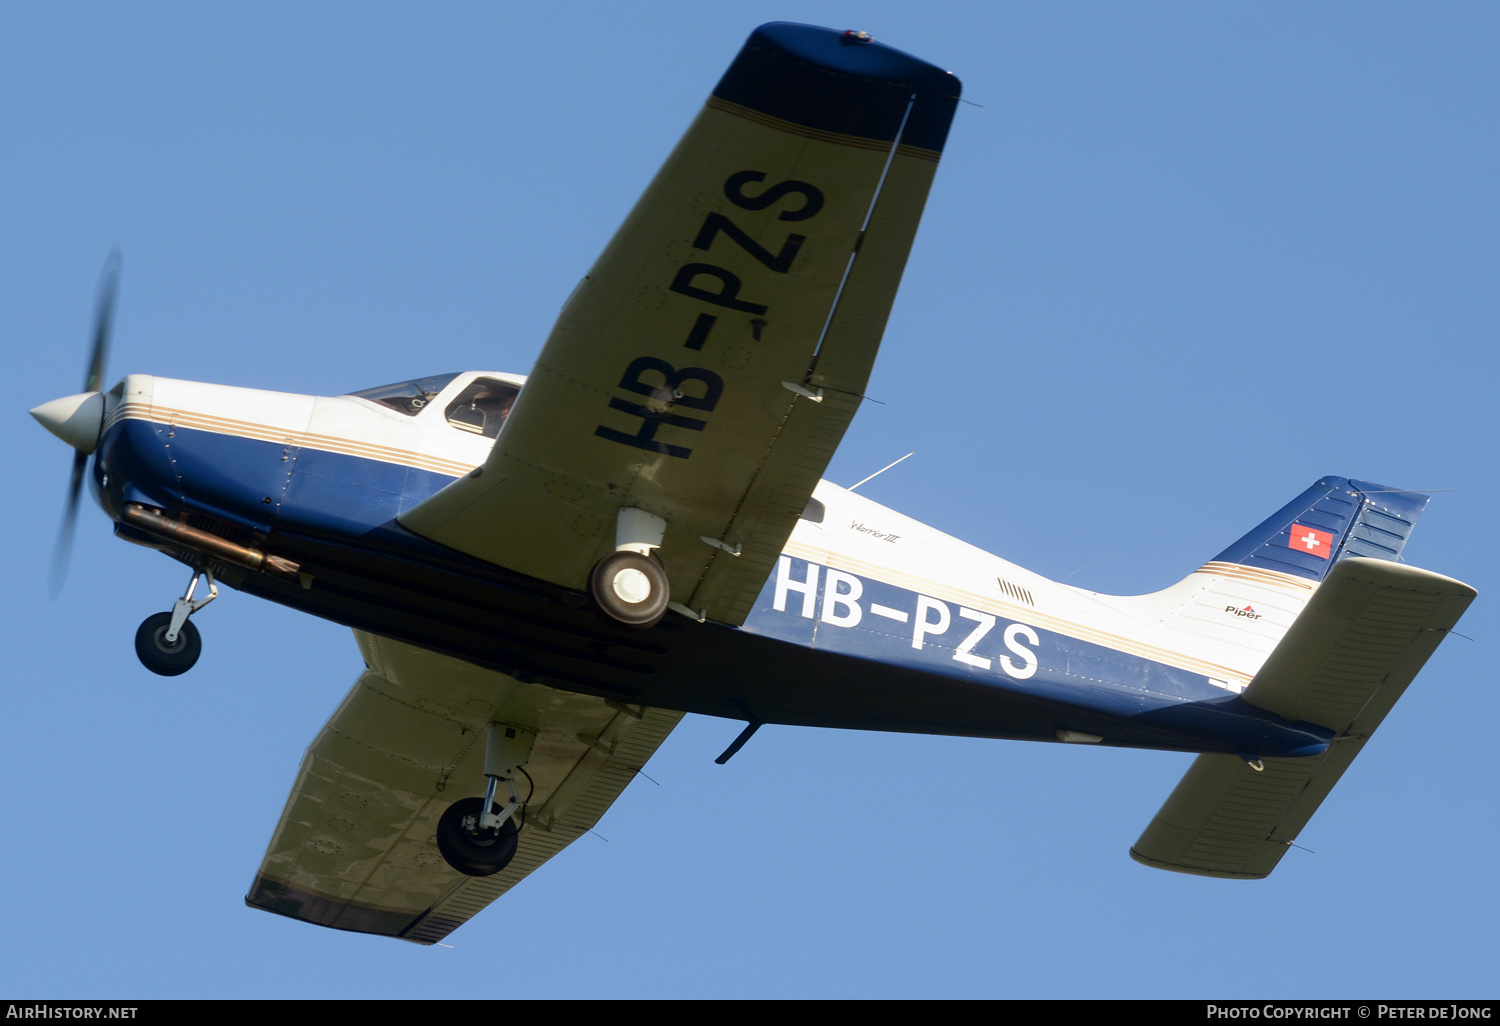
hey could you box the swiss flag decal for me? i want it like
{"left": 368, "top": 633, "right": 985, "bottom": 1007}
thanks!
{"left": 1289, "top": 523, "right": 1334, "bottom": 559}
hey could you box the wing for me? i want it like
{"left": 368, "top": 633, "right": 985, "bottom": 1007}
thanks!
{"left": 1130, "top": 557, "right": 1475, "bottom": 878}
{"left": 400, "top": 24, "right": 961, "bottom": 626}
{"left": 246, "top": 631, "right": 682, "bottom": 943}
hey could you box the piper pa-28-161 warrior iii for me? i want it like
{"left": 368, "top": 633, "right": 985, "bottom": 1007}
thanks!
{"left": 31, "top": 24, "right": 1476, "bottom": 944}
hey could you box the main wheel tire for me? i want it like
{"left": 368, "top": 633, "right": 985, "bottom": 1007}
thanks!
{"left": 436, "top": 797, "right": 520, "bottom": 877}
{"left": 134, "top": 612, "right": 202, "bottom": 676}
{"left": 588, "top": 550, "right": 670, "bottom": 628}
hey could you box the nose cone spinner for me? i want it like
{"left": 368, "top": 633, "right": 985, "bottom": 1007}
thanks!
{"left": 31, "top": 392, "right": 105, "bottom": 455}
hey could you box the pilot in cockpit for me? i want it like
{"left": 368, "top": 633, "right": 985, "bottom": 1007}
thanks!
{"left": 444, "top": 379, "right": 518, "bottom": 439}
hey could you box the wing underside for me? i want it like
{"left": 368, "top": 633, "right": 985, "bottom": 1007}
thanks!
{"left": 401, "top": 24, "right": 962, "bottom": 626}
{"left": 246, "top": 631, "right": 682, "bottom": 943}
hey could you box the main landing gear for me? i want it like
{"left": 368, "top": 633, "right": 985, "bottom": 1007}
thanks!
{"left": 436, "top": 724, "right": 535, "bottom": 877}
{"left": 135, "top": 567, "right": 216, "bottom": 676}
{"left": 587, "top": 507, "right": 670, "bottom": 629}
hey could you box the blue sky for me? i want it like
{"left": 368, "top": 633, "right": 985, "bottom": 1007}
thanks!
{"left": 5, "top": 2, "right": 1498, "bottom": 999}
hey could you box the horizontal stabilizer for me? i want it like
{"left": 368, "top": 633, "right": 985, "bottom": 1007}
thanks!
{"left": 1131, "top": 557, "right": 1474, "bottom": 878}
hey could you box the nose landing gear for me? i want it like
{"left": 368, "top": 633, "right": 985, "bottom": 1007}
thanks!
{"left": 135, "top": 567, "right": 217, "bottom": 676}
{"left": 134, "top": 612, "right": 201, "bottom": 676}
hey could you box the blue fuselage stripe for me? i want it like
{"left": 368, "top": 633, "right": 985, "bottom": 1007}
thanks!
{"left": 746, "top": 557, "right": 1232, "bottom": 718}
{"left": 96, "top": 419, "right": 1331, "bottom": 756}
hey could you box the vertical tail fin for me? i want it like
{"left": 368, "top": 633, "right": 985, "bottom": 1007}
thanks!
{"left": 1111, "top": 478, "right": 1431, "bottom": 690}
{"left": 1207, "top": 476, "right": 1428, "bottom": 583}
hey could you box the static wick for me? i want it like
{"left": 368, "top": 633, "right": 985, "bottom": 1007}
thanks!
{"left": 822, "top": 385, "right": 884, "bottom": 405}
{"left": 848, "top": 452, "right": 914, "bottom": 492}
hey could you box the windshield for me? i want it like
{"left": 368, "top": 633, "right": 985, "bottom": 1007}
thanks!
{"left": 346, "top": 373, "right": 461, "bottom": 416}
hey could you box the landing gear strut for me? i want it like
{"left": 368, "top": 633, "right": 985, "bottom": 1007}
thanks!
{"left": 436, "top": 724, "right": 535, "bottom": 877}
{"left": 135, "top": 567, "right": 216, "bottom": 676}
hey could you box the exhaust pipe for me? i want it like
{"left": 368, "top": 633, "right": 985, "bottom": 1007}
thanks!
{"left": 121, "top": 503, "right": 300, "bottom": 578}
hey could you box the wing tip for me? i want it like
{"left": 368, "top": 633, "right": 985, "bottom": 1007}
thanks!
{"left": 245, "top": 874, "right": 445, "bottom": 945}
{"left": 715, "top": 23, "right": 961, "bottom": 154}
{"left": 1128, "top": 845, "right": 1272, "bottom": 880}
{"left": 1332, "top": 556, "right": 1477, "bottom": 600}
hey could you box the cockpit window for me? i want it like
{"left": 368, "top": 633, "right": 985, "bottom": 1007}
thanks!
{"left": 444, "top": 378, "right": 521, "bottom": 439}
{"left": 346, "top": 373, "right": 461, "bottom": 416}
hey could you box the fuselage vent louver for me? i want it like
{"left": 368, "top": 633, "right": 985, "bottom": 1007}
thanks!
{"left": 996, "top": 577, "right": 1034, "bottom": 607}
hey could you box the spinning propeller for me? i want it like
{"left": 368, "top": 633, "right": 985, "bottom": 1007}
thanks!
{"left": 32, "top": 251, "right": 121, "bottom": 597}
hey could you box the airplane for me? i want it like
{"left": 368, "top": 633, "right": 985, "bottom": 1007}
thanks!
{"left": 30, "top": 23, "right": 1475, "bottom": 945}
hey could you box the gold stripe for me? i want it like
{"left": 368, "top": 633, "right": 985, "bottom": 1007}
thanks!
{"left": 705, "top": 96, "right": 942, "bottom": 161}
{"left": 106, "top": 402, "right": 1269, "bottom": 687}
{"left": 108, "top": 403, "right": 475, "bottom": 479}
{"left": 783, "top": 539, "right": 1255, "bottom": 686}
{"left": 1196, "top": 562, "right": 1317, "bottom": 593}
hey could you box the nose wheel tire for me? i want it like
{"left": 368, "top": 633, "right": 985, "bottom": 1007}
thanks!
{"left": 436, "top": 797, "right": 521, "bottom": 877}
{"left": 588, "top": 550, "right": 670, "bottom": 628}
{"left": 134, "top": 612, "right": 202, "bottom": 676}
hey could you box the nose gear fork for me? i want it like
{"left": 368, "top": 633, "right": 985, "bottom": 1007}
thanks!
{"left": 165, "top": 567, "right": 217, "bottom": 644}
